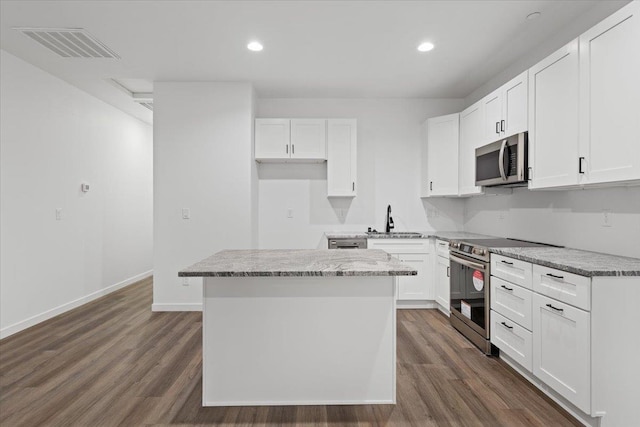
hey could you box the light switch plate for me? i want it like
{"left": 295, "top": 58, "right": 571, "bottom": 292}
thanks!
{"left": 182, "top": 208, "right": 190, "bottom": 220}
{"left": 602, "top": 209, "right": 612, "bottom": 227}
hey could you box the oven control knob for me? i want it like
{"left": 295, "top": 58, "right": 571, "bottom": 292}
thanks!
{"left": 473, "top": 248, "right": 486, "bottom": 256}
{"left": 450, "top": 242, "right": 459, "bottom": 249}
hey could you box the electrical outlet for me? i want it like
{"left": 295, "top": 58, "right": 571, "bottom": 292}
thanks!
{"left": 287, "top": 208, "right": 294, "bottom": 218}
{"left": 602, "top": 209, "right": 612, "bottom": 227}
{"left": 182, "top": 208, "right": 190, "bottom": 219}
{"left": 498, "top": 211, "right": 506, "bottom": 220}
{"left": 182, "top": 277, "right": 189, "bottom": 286}
{"left": 55, "top": 208, "right": 62, "bottom": 220}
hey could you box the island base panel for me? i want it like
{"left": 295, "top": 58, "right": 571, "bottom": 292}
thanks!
{"left": 203, "top": 276, "right": 396, "bottom": 406}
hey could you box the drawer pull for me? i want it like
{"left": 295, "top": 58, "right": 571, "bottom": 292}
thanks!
{"left": 546, "top": 303, "right": 564, "bottom": 313}
{"left": 501, "top": 260, "right": 514, "bottom": 265}
{"left": 501, "top": 321, "right": 513, "bottom": 330}
{"left": 546, "top": 273, "right": 565, "bottom": 280}
{"left": 501, "top": 285, "right": 514, "bottom": 291}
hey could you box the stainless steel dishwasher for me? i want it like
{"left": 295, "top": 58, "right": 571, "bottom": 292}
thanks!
{"left": 328, "top": 238, "right": 367, "bottom": 249}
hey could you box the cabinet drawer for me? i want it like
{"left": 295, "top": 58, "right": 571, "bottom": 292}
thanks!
{"left": 435, "top": 239, "right": 450, "bottom": 258}
{"left": 533, "top": 265, "right": 590, "bottom": 311}
{"left": 367, "top": 239, "right": 429, "bottom": 254}
{"left": 491, "top": 255, "right": 533, "bottom": 289}
{"left": 491, "top": 277, "right": 533, "bottom": 330}
{"left": 491, "top": 310, "right": 533, "bottom": 373}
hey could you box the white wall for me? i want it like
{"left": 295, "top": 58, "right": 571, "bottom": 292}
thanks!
{"left": 0, "top": 50, "right": 153, "bottom": 338}
{"left": 153, "top": 82, "right": 256, "bottom": 311}
{"left": 464, "top": 186, "right": 640, "bottom": 259}
{"left": 257, "top": 98, "right": 466, "bottom": 249}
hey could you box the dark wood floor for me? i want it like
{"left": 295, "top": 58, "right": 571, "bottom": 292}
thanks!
{"left": 0, "top": 278, "right": 580, "bottom": 427}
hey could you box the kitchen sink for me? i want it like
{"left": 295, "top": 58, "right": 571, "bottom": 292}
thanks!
{"left": 366, "top": 231, "right": 423, "bottom": 237}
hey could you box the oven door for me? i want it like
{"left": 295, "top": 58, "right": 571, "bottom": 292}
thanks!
{"left": 449, "top": 252, "right": 489, "bottom": 338}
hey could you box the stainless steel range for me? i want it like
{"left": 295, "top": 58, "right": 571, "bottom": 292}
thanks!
{"left": 448, "top": 238, "right": 559, "bottom": 355}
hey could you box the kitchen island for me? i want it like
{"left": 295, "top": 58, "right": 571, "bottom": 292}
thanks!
{"left": 179, "top": 249, "right": 416, "bottom": 407}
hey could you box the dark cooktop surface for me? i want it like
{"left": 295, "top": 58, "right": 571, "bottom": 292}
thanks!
{"left": 457, "top": 238, "right": 562, "bottom": 249}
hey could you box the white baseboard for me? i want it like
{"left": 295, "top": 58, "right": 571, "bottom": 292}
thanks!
{"left": 151, "top": 303, "right": 202, "bottom": 312}
{"left": 396, "top": 300, "right": 438, "bottom": 309}
{"left": 0, "top": 270, "right": 153, "bottom": 340}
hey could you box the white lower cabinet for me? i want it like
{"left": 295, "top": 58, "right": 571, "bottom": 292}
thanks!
{"left": 367, "top": 239, "right": 432, "bottom": 302}
{"left": 397, "top": 253, "right": 431, "bottom": 300}
{"left": 533, "top": 293, "right": 591, "bottom": 414}
{"left": 491, "top": 310, "right": 532, "bottom": 372}
{"left": 435, "top": 254, "right": 450, "bottom": 314}
{"left": 491, "top": 254, "right": 593, "bottom": 417}
{"left": 491, "top": 277, "right": 532, "bottom": 330}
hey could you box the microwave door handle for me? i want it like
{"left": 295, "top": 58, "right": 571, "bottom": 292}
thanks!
{"left": 498, "top": 139, "right": 508, "bottom": 181}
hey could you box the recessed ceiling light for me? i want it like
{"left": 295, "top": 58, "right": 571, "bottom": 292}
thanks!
{"left": 247, "top": 41, "right": 263, "bottom": 52}
{"left": 417, "top": 42, "right": 435, "bottom": 52}
{"left": 526, "top": 12, "right": 542, "bottom": 20}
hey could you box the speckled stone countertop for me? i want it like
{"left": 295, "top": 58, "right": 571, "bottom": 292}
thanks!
{"left": 490, "top": 247, "right": 640, "bottom": 277}
{"left": 325, "top": 231, "right": 496, "bottom": 241}
{"left": 179, "top": 249, "right": 418, "bottom": 277}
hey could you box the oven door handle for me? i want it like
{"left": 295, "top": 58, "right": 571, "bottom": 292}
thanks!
{"left": 450, "top": 253, "right": 486, "bottom": 271}
{"left": 498, "top": 139, "right": 508, "bottom": 181}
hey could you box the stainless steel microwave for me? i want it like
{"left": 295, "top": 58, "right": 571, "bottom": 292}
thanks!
{"left": 475, "top": 132, "right": 528, "bottom": 187}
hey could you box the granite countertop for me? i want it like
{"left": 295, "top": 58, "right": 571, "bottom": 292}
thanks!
{"left": 178, "top": 249, "right": 418, "bottom": 277}
{"left": 324, "top": 231, "right": 496, "bottom": 241}
{"left": 490, "top": 247, "right": 640, "bottom": 277}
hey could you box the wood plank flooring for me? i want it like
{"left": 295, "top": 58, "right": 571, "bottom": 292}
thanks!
{"left": 0, "top": 278, "right": 581, "bottom": 426}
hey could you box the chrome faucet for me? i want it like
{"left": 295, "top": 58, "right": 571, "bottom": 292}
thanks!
{"left": 385, "top": 205, "right": 395, "bottom": 232}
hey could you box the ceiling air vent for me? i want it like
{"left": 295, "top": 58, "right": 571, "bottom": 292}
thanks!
{"left": 135, "top": 101, "right": 153, "bottom": 111}
{"left": 14, "top": 27, "right": 120, "bottom": 59}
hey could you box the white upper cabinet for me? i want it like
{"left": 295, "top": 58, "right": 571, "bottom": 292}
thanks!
{"left": 327, "top": 119, "right": 357, "bottom": 197}
{"left": 290, "top": 119, "right": 326, "bottom": 159}
{"left": 458, "top": 100, "right": 484, "bottom": 196}
{"left": 255, "top": 119, "right": 291, "bottom": 159}
{"left": 424, "top": 113, "right": 460, "bottom": 197}
{"left": 528, "top": 40, "right": 580, "bottom": 189}
{"left": 482, "top": 71, "right": 528, "bottom": 143}
{"left": 579, "top": 0, "right": 640, "bottom": 185}
{"left": 255, "top": 118, "right": 327, "bottom": 161}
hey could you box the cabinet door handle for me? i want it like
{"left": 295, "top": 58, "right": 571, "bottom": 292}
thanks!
{"left": 286, "top": 145, "right": 288, "bottom": 154}
{"left": 546, "top": 273, "right": 564, "bottom": 280}
{"left": 528, "top": 166, "right": 532, "bottom": 181}
{"left": 500, "top": 260, "right": 514, "bottom": 265}
{"left": 292, "top": 144, "right": 295, "bottom": 154}
{"left": 501, "top": 284, "right": 513, "bottom": 291}
{"left": 430, "top": 181, "right": 433, "bottom": 191}
{"left": 579, "top": 156, "right": 585, "bottom": 174}
{"left": 352, "top": 182, "right": 355, "bottom": 191}
{"left": 496, "top": 122, "right": 500, "bottom": 134}
{"left": 546, "top": 303, "right": 564, "bottom": 313}
{"left": 500, "top": 120, "right": 505, "bottom": 133}
{"left": 501, "top": 321, "right": 513, "bottom": 330}
{"left": 447, "top": 266, "right": 450, "bottom": 277}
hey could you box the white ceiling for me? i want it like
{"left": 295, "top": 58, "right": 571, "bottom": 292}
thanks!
{"left": 0, "top": 0, "right": 629, "bottom": 124}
